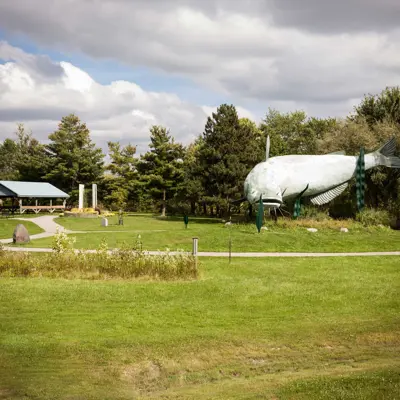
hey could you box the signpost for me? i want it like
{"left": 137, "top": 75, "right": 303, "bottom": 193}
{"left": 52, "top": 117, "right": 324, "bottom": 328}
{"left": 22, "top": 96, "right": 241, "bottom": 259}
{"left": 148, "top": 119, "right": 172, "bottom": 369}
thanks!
{"left": 256, "top": 196, "right": 263, "bottom": 233}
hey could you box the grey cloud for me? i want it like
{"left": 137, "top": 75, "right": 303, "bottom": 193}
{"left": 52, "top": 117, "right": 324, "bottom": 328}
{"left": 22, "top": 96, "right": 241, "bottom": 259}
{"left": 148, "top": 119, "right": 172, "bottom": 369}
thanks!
{"left": 0, "top": 107, "right": 73, "bottom": 122}
{"left": 267, "top": 0, "right": 400, "bottom": 34}
{"left": 0, "top": 41, "right": 65, "bottom": 83}
{"left": 0, "top": 1, "right": 399, "bottom": 124}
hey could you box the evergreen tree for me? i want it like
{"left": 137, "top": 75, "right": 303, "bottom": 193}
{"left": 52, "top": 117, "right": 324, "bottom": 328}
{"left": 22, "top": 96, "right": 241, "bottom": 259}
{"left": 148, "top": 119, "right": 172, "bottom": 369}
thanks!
{"left": 103, "top": 141, "right": 139, "bottom": 210}
{"left": 45, "top": 114, "right": 104, "bottom": 202}
{"left": 196, "top": 104, "right": 259, "bottom": 216}
{"left": 137, "top": 125, "right": 184, "bottom": 217}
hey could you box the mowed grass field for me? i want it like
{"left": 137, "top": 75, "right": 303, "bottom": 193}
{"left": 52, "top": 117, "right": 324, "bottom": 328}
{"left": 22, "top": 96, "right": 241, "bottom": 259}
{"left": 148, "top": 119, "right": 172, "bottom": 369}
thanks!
{"left": 0, "top": 256, "right": 399, "bottom": 399}
{"left": 17, "top": 214, "right": 400, "bottom": 253}
{"left": 0, "top": 219, "right": 44, "bottom": 239}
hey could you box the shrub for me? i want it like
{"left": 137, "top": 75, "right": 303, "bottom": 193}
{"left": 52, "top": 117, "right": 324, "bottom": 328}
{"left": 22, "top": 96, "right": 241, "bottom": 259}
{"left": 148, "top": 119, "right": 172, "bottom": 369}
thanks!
{"left": 356, "top": 208, "right": 391, "bottom": 227}
{"left": 0, "top": 232, "right": 198, "bottom": 281}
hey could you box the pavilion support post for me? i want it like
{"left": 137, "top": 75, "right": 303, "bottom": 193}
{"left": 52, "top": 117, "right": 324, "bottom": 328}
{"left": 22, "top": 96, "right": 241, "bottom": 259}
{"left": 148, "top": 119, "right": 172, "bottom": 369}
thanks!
{"left": 19, "top": 199, "right": 22, "bottom": 214}
{"left": 63, "top": 200, "right": 66, "bottom": 209}
{"left": 50, "top": 199, "right": 53, "bottom": 207}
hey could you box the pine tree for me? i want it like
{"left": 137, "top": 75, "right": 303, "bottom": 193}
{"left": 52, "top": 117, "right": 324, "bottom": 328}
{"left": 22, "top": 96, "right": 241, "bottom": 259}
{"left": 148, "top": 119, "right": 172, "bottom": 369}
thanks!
{"left": 137, "top": 125, "right": 184, "bottom": 217}
{"left": 103, "top": 141, "right": 138, "bottom": 210}
{"left": 45, "top": 114, "right": 104, "bottom": 202}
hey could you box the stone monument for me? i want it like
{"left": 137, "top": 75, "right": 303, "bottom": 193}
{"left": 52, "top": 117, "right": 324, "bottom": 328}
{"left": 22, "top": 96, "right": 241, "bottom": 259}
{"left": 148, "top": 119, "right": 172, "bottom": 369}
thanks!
{"left": 92, "top": 183, "right": 97, "bottom": 209}
{"left": 13, "top": 224, "right": 30, "bottom": 244}
{"left": 78, "top": 184, "right": 84, "bottom": 210}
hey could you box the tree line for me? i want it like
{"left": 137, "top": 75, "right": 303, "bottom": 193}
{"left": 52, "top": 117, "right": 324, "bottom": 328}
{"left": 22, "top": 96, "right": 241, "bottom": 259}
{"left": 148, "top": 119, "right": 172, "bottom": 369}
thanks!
{"left": 1, "top": 86, "right": 399, "bottom": 219}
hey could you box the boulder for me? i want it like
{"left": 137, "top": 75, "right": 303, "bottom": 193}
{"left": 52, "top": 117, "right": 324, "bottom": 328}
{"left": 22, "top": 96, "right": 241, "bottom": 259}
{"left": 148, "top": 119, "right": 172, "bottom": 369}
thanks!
{"left": 340, "top": 227, "right": 349, "bottom": 233}
{"left": 13, "top": 224, "right": 30, "bottom": 244}
{"left": 307, "top": 228, "right": 318, "bottom": 233}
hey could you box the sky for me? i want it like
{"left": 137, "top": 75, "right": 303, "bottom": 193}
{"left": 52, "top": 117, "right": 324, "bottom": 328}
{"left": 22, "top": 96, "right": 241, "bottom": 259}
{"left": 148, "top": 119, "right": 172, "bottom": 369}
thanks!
{"left": 0, "top": 0, "right": 399, "bottom": 154}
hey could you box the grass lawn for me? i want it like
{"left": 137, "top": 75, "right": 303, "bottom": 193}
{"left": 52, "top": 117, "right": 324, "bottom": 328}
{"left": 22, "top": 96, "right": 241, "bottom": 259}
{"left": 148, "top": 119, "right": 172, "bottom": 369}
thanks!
{"left": 23, "top": 214, "right": 400, "bottom": 253}
{"left": 0, "top": 219, "right": 44, "bottom": 239}
{"left": 0, "top": 256, "right": 399, "bottom": 399}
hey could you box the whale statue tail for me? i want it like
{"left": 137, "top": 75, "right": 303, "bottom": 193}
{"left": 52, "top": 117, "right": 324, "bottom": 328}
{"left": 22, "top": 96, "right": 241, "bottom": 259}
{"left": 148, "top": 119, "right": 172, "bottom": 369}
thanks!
{"left": 374, "top": 137, "right": 400, "bottom": 168}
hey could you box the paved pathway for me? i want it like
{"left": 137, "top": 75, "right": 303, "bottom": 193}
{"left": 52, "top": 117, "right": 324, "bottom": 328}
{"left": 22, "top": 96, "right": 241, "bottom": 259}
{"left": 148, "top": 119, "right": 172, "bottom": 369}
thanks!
{"left": 1, "top": 216, "right": 399, "bottom": 257}
{"left": 0, "top": 215, "right": 71, "bottom": 244}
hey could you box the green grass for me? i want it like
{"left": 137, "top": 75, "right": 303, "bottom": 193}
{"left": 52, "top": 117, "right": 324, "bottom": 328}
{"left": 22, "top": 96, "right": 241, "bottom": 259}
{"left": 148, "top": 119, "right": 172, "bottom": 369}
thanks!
{"left": 24, "top": 214, "right": 400, "bottom": 253}
{"left": 0, "top": 219, "right": 44, "bottom": 239}
{"left": 0, "top": 257, "right": 399, "bottom": 398}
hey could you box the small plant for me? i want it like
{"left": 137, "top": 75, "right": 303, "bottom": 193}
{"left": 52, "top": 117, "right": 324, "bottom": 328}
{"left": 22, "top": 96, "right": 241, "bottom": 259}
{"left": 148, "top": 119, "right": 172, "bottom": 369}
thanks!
{"left": 356, "top": 208, "right": 391, "bottom": 227}
{"left": 52, "top": 228, "right": 76, "bottom": 254}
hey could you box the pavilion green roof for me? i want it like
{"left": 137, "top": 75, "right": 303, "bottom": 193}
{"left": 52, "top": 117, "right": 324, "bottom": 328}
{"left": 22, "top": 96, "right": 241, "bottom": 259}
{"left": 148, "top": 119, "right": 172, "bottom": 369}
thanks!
{"left": 0, "top": 181, "right": 69, "bottom": 198}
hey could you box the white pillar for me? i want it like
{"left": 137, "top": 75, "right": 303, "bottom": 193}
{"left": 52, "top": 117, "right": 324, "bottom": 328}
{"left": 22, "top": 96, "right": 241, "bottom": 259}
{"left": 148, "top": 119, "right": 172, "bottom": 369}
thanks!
{"left": 79, "top": 184, "right": 84, "bottom": 210}
{"left": 92, "top": 183, "right": 97, "bottom": 209}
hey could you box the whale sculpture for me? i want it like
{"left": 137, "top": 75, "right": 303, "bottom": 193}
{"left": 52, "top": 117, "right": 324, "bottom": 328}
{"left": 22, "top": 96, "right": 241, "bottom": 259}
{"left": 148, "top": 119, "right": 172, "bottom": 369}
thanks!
{"left": 243, "top": 137, "right": 400, "bottom": 209}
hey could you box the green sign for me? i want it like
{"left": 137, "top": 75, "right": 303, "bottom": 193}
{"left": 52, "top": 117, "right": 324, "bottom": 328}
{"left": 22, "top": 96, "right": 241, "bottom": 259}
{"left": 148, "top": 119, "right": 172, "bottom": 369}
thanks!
{"left": 256, "top": 196, "right": 263, "bottom": 233}
{"left": 356, "top": 147, "right": 365, "bottom": 212}
{"left": 183, "top": 214, "right": 189, "bottom": 228}
{"left": 293, "top": 184, "right": 309, "bottom": 219}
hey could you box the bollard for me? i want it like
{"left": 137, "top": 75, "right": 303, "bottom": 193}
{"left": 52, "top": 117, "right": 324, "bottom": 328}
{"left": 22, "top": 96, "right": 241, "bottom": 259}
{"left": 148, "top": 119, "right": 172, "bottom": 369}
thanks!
{"left": 192, "top": 237, "right": 198, "bottom": 270}
{"left": 192, "top": 237, "right": 198, "bottom": 256}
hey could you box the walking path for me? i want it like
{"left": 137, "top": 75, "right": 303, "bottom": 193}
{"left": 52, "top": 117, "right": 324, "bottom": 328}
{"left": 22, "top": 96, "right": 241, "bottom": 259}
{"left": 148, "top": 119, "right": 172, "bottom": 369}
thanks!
{"left": 0, "top": 215, "right": 71, "bottom": 244}
{"left": 1, "top": 216, "right": 399, "bottom": 257}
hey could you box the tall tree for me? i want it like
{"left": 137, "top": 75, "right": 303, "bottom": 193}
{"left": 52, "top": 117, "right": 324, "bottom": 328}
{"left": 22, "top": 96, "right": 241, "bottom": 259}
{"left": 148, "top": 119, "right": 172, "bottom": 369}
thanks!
{"left": 45, "top": 114, "right": 104, "bottom": 202}
{"left": 355, "top": 86, "right": 400, "bottom": 126}
{"left": 0, "top": 138, "right": 19, "bottom": 180}
{"left": 14, "top": 123, "right": 49, "bottom": 182}
{"left": 103, "top": 141, "right": 139, "bottom": 210}
{"left": 0, "top": 123, "right": 48, "bottom": 181}
{"left": 196, "top": 104, "right": 259, "bottom": 216}
{"left": 259, "top": 109, "right": 336, "bottom": 156}
{"left": 137, "top": 125, "right": 184, "bottom": 217}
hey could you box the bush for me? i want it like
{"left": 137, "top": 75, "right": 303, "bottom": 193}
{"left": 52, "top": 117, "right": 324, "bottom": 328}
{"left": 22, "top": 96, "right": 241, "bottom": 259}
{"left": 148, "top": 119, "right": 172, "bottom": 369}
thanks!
{"left": 0, "top": 232, "right": 198, "bottom": 281}
{"left": 356, "top": 208, "right": 391, "bottom": 227}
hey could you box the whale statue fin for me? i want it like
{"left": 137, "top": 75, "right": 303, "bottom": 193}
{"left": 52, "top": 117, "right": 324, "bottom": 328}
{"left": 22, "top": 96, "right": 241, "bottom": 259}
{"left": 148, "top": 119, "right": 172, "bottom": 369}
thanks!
{"left": 310, "top": 182, "right": 348, "bottom": 205}
{"left": 374, "top": 137, "right": 400, "bottom": 168}
{"left": 328, "top": 150, "right": 346, "bottom": 155}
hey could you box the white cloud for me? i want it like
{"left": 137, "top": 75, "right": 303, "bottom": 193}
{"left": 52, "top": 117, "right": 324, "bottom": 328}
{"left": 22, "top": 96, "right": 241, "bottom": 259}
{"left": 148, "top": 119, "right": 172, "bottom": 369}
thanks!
{"left": 0, "top": 42, "right": 258, "bottom": 154}
{"left": 0, "top": 0, "right": 399, "bottom": 109}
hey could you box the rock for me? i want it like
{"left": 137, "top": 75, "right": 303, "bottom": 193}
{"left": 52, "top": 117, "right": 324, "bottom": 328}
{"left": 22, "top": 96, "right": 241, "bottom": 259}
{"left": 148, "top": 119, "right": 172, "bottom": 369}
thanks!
{"left": 307, "top": 228, "right": 318, "bottom": 233}
{"left": 340, "top": 227, "right": 349, "bottom": 233}
{"left": 261, "top": 226, "right": 268, "bottom": 231}
{"left": 101, "top": 218, "right": 109, "bottom": 227}
{"left": 13, "top": 224, "right": 30, "bottom": 244}
{"left": 225, "top": 221, "right": 232, "bottom": 227}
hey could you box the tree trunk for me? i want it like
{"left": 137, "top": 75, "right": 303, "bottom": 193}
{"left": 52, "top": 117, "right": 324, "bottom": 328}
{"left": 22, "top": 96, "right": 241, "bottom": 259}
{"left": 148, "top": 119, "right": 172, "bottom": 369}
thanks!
{"left": 161, "top": 189, "right": 166, "bottom": 217}
{"left": 191, "top": 201, "right": 196, "bottom": 215}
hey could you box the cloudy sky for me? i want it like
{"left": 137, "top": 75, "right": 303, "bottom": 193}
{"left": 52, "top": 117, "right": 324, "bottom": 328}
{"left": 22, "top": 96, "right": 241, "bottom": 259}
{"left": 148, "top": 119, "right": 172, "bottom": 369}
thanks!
{"left": 0, "top": 0, "right": 399, "bottom": 153}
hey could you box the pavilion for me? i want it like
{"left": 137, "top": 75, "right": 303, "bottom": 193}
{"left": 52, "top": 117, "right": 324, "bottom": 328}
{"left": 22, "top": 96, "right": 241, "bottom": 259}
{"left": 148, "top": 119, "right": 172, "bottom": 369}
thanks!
{"left": 0, "top": 181, "right": 69, "bottom": 214}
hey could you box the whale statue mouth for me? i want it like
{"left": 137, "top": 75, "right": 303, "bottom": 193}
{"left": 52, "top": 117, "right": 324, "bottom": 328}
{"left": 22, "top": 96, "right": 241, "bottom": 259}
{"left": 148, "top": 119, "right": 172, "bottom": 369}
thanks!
{"left": 261, "top": 198, "right": 282, "bottom": 208}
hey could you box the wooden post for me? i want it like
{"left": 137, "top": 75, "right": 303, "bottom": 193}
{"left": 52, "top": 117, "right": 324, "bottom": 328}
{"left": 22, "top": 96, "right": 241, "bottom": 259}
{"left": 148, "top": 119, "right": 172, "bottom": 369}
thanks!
{"left": 50, "top": 199, "right": 52, "bottom": 207}
{"left": 19, "top": 199, "right": 22, "bottom": 214}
